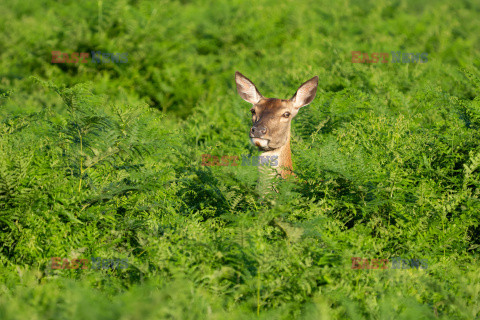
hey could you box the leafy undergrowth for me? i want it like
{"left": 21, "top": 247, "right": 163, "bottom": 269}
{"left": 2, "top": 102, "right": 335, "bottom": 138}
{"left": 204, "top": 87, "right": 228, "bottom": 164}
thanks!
{"left": 1, "top": 0, "right": 480, "bottom": 319}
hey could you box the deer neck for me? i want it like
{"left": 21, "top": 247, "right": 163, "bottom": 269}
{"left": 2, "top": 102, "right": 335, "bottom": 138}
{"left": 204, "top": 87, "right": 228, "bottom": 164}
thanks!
{"left": 260, "top": 130, "right": 293, "bottom": 178}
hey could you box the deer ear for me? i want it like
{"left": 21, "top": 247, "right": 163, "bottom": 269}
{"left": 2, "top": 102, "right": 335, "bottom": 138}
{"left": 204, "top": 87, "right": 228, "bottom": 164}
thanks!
{"left": 235, "top": 71, "right": 263, "bottom": 104}
{"left": 291, "top": 76, "right": 318, "bottom": 109}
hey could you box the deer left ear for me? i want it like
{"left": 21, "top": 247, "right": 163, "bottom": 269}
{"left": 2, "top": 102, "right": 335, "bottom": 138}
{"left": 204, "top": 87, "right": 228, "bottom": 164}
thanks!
{"left": 291, "top": 76, "right": 318, "bottom": 110}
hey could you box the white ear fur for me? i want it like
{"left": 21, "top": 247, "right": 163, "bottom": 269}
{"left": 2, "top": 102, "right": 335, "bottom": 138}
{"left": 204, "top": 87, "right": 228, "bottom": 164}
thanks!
{"left": 291, "top": 76, "right": 318, "bottom": 109}
{"left": 235, "top": 71, "right": 263, "bottom": 104}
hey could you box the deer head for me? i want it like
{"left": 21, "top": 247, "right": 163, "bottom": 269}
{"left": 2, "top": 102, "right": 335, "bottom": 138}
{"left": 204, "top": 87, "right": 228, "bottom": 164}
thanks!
{"left": 235, "top": 71, "right": 318, "bottom": 177}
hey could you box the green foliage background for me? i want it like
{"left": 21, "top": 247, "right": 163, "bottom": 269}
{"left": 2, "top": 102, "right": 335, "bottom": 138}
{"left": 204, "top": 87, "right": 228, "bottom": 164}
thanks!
{"left": 1, "top": 0, "right": 480, "bottom": 318}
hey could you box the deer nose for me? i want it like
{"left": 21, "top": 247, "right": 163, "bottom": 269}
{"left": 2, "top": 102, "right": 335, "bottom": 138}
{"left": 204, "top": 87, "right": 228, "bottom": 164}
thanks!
{"left": 251, "top": 125, "right": 267, "bottom": 137}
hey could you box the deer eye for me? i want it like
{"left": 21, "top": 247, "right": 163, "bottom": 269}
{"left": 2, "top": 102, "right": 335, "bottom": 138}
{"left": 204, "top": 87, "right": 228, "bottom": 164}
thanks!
{"left": 250, "top": 108, "right": 255, "bottom": 115}
{"left": 283, "top": 112, "right": 291, "bottom": 118}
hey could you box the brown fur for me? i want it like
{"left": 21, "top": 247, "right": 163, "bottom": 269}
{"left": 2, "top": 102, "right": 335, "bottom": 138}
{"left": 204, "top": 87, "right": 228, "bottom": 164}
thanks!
{"left": 235, "top": 72, "right": 318, "bottom": 178}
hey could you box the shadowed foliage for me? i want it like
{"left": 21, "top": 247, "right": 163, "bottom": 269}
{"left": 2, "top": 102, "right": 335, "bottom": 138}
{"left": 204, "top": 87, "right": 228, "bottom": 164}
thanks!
{"left": 0, "top": 0, "right": 480, "bottom": 318}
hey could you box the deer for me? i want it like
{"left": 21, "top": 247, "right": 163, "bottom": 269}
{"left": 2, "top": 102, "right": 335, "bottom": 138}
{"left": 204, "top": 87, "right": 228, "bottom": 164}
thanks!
{"left": 235, "top": 71, "right": 318, "bottom": 181}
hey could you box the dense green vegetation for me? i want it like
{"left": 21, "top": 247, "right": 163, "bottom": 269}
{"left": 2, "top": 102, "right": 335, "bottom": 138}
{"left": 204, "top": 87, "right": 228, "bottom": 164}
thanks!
{"left": 1, "top": 0, "right": 480, "bottom": 318}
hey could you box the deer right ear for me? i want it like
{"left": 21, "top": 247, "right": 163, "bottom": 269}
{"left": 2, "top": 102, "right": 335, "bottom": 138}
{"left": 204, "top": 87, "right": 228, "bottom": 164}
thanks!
{"left": 235, "top": 71, "right": 263, "bottom": 104}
